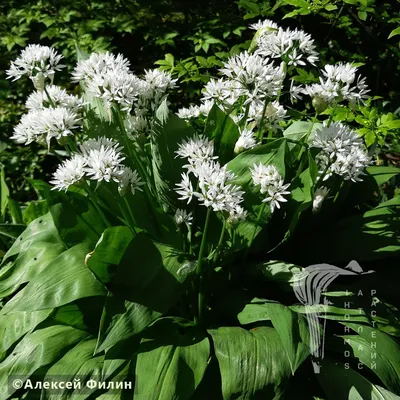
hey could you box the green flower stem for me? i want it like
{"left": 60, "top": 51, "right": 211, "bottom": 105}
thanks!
{"left": 84, "top": 181, "right": 112, "bottom": 228}
{"left": 213, "top": 219, "right": 226, "bottom": 263}
{"left": 257, "top": 99, "right": 269, "bottom": 143}
{"left": 195, "top": 207, "right": 212, "bottom": 327}
{"left": 333, "top": 180, "right": 346, "bottom": 204}
{"left": 44, "top": 86, "right": 56, "bottom": 108}
{"left": 122, "top": 196, "right": 138, "bottom": 233}
{"left": 114, "top": 108, "right": 152, "bottom": 190}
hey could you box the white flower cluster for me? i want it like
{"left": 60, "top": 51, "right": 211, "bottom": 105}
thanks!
{"left": 51, "top": 137, "right": 143, "bottom": 194}
{"left": 234, "top": 128, "right": 258, "bottom": 154}
{"left": 303, "top": 62, "right": 370, "bottom": 109}
{"left": 72, "top": 52, "right": 142, "bottom": 112}
{"left": 175, "top": 135, "right": 245, "bottom": 217}
{"left": 174, "top": 209, "right": 193, "bottom": 226}
{"left": 11, "top": 107, "right": 81, "bottom": 148}
{"left": 312, "top": 122, "right": 371, "bottom": 182}
{"left": 220, "top": 51, "right": 285, "bottom": 100}
{"left": 26, "top": 85, "right": 83, "bottom": 114}
{"left": 6, "top": 44, "right": 65, "bottom": 90}
{"left": 72, "top": 52, "right": 177, "bottom": 118}
{"left": 251, "top": 163, "right": 291, "bottom": 213}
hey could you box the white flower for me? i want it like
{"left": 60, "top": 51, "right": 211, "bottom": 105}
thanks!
{"left": 124, "top": 114, "right": 149, "bottom": 138}
{"left": 194, "top": 161, "right": 244, "bottom": 212}
{"left": 250, "top": 19, "right": 279, "bottom": 31}
{"left": 26, "top": 85, "right": 83, "bottom": 113}
{"left": 255, "top": 27, "right": 319, "bottom": 66}
{"left": 84, "top": 145, "right": 125, "bottom": 183}
{"left": 312, "top": 122, "right": 363, "bottom": 154}
{"left": 175, "top": 172, "right": 195, "bottom": 204}
{"left": 87, "top": 70, "right": 143, "bottom": 112}
{"left": 199, "top": 100, "right": 215, "bottom": 116}
{"left": 11, "top": 112, "right": 41, "bottom": 145}
{"left": 312, "top": 123, "right": 371, "bottom": 182}
{"left": 117, "top": 167, "right": 144, "bottom": 196}
{"left": 72, "top": 52, "right": 130, "bottom": 85}
{"left": 79, "top": 136, "right": 123, "bottom": 155}
{"left": 248, "top": 100, "right": 286, "bottom": 132}
{"left": 234, "top": 127, "right": 258, "bottom": 154}
{"left": 6, "top": 44, "right": 65, "bottom": 88}
{"left": 12, "top": 107, "right": 81, "bottom": 148}
{"left": 313, "top": 186, "right": 329, "bottom": 214}
{"left": 251, "top": 162, "right": 290, "bottom": 213}
{"left": 227, "top": 205, "right": 248, "bottom": 225}
{"left": 177, "top": 105, "right": 200, "bottom": 120}
{"left": 50, "top": 155, "right": 86, "bottom": 191}
{"left": 143, "top": 69, "right": 178, "bottom": 92}
{"left": 174, "top": 209, "right": 193, "bottom": 225}
{"left": 202, "top": 78, "right": 239, "bottom": 104}
{"left": 220, "top": 51, "right": 284, "bottom": 99}
{"left": 304, "top": 63, "right": 370, "bottom": 107}
{"left": 289, "top": 80, "right": 303, "bottom": 103}
{"left": 175, "top": 135, "right": 218, "bottom": 173}
{"left": 262, "top": 184, "right": 291, "bottom": 213}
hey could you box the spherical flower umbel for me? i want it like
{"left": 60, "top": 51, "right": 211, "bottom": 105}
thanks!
{"left": 11, "top": 107, "right": 81, "bottom": 148}
{"left": 71, "top": 52, "right": 130, "bottom": 86}
{"left": 251, "top": 163, "right": 290, "bottom": 213}
{"left": 26, "top": 85, "right": 83, "bottom": 114}
{"left": 255, "top": 27, "right": 319, "bottom": 67}
{"left": 303, "top": 62, "right": 370, "bottom": 108}
{"left": 6, "top": 44, "right": 65, "bottom": 89}
{"left": 84, "top": 145, "right": 126, "bottom": 183}
{"left": 50, "top": 155, "right": 86, "bottom": 192}
{"left": 220, "top": 51, "right": 285, "bottom": 100}
{"left": 312, "top": 123, "right": 371, "bottom": 182}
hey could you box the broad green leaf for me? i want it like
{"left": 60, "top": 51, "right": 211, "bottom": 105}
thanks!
{"left": 341, "top": 323, "right": 400, "bottom": 394}
{"left": 0, "top": 213, "right": 66, "bottom": 298}
{"left": 45, "top": 189, "right": 106, "bottom": 247}
{"left": 87, "top": 226, "right": 134, "bottom": 285}
{"left": 227, "top": 138, "right": 287, "bottom": 187}
{"left": 283, "top": 121, "right": 323, "bottom": 142}
{"left": 43, "top": 339, "right": 104, "bottom": 400}
{"left": 366, "top": 166, "right": 400, "bottom": 186}
{"left": 266, "top": 302, "right": 310, "bottom": 374}
{"left": 209, "top": 326, "right": 293, "bottom": 399}
{"left": 96, "top": 233, "right": 189, "bottom": 352}
{"left": 2, "top": 243, "right": 106, "bottom": 313}
{"left": 317, "top": 358, "right": 400, "bottom": 400}
{"left": 204, "top": 104, "right": 239, "bottom": 165}
{"left": 22, "top": 200, "right": 49, "bottom": 225}
{"left": 238, "top": 299, "right": 309, "bottom": 373}
{"left": 0, "top": 309, "right": 52, "bottom": 353}
{"left": 135, "top": 318, "right": 210, "bottom": 399}
{"left": 237, "top": 298, "right": 272, "bottom": 325}
{"left": 0, "top": 325, "right": 89, "bottom": 398}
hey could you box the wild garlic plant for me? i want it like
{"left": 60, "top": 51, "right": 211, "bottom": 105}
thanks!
{"left": 6, "top": 19, "right": 374, "bottom": 327}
